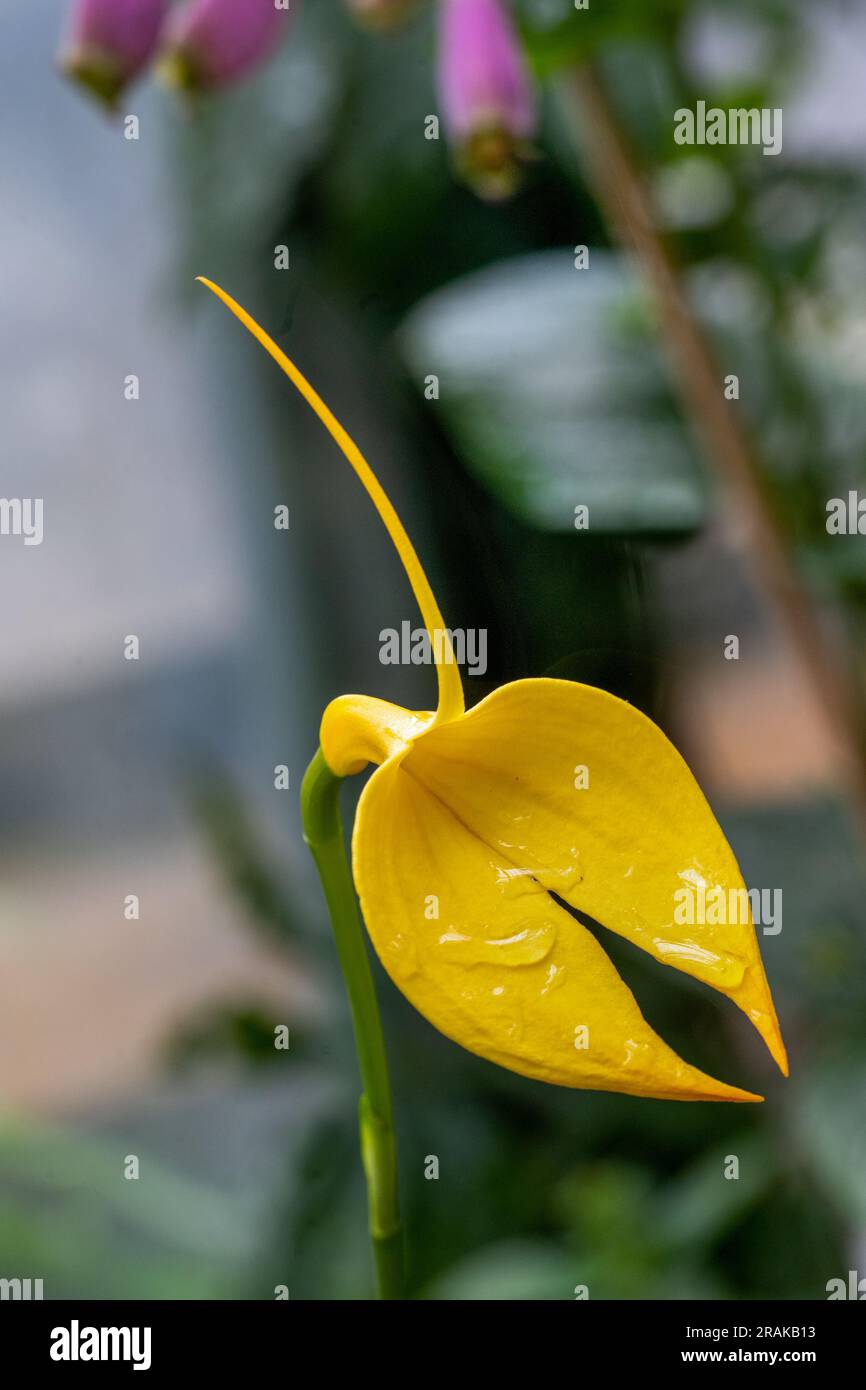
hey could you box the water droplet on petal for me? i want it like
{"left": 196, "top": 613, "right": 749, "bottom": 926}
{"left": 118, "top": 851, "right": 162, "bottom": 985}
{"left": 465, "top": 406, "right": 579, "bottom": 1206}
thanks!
{"left": 623, "top": 1037, "right": 650, "bottom": 1067}
{"left": 437, "top": 917, "right": 557, "bottom": 967}
{"left": 540, "top": 962, "right": 567, "bottom": 995}
{"left": 654, "top": 937, "right": 747, "bottom": 988}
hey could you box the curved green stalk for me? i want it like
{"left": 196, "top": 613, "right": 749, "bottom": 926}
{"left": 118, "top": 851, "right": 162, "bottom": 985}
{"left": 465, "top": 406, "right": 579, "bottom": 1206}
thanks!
{"left": 301, "top": 749, "right": 404, "bottom": 1299}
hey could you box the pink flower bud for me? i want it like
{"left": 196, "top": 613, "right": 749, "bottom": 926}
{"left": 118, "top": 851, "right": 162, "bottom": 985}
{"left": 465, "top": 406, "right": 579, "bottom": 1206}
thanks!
{"left": 436, "top": 0, "right": 537, "bottom": 200}
{"left": 59, "top": 0, "right": 168, "bottom": 109}
{"left": 161, "top": 0, "right": 290, "bottom": 95}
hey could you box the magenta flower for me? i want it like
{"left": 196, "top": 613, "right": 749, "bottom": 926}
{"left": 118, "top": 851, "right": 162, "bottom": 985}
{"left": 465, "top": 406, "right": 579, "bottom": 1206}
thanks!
{"left": 160, "top": 0, "right": 290, "bottom": 95}
{"left": 59, "top": 0, "right": 167, "bottom": 109}
{"left": 436, "top": 0, "right": 537, "bottom": 199}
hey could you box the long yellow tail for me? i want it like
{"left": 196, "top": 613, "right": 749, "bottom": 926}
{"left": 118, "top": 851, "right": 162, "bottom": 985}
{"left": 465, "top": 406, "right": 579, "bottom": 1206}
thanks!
{"left": 197, "top": 277, "right": 464, "bottom": 723}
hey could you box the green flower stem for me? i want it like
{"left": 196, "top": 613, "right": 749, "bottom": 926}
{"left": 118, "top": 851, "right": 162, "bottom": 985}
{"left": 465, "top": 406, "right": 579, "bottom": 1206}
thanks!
{"left": 301, "top": 748, "right": 404, "bottom": 1299}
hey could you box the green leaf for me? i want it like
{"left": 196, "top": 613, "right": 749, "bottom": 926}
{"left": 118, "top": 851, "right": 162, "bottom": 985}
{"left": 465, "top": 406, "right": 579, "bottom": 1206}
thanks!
{"left": 165, "top": 1000, "right": 311, "bottom": 1070}
{"left": 653, "top": 1137, "right": 774, "bottom": 1250}
{"left": 791, "top": 1059, "right": 866, "bottom": 1229}
{"left": 0, "top": 1117, "right": 251, "bottom": 1299}
{"left": 424, "top": 1239, "right": 578, "bottom": 1300}
{"left": 399, "top": 250, "right": 707, "bottom": 534}
{"left": 518, "top": 0, "right": 689, "bottom": 78}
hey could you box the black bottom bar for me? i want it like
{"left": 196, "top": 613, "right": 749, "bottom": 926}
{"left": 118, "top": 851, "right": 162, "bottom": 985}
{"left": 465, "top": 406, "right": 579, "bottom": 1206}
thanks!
{"left": 0, "top": 1298, "right": 861, "bottom": 1374}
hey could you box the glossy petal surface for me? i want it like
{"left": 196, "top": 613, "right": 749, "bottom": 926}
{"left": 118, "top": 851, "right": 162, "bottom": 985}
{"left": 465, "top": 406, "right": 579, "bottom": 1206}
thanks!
{"left": 352, "top": 753, "right": 762, "bottom": 1101}
{"left": 405, "top": 678, "right": 787, "bottom": 1074}
{"left": 321, "top": 695, "right": 435, "bottom": 778}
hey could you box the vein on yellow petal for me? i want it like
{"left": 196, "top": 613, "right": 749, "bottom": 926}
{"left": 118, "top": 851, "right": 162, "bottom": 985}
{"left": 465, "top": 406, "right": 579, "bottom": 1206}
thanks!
{"left": 402, "top": 676, "right": 788, "bottom": 1078}
{"left": 354, "top": 756, "right": 764, "bottom": 1102}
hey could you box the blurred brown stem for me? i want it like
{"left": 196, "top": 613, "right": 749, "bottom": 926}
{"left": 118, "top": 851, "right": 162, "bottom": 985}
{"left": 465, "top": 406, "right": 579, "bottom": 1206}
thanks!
{"left": 561, "top": 63, "right": 866, "bottom": 832}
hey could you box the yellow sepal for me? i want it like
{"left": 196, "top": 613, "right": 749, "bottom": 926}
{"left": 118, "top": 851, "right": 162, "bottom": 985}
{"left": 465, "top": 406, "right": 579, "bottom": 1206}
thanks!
{"left": 407, "top": 677, "right": 787, "bottom": 1076}
{"left": 198, "top": 277, "right": 787, "bottom": 1102}
{"left": 196, "top": 277, "right": 464, "bottom": 724}
{"left": 352, "top": 754, "right": 763, "bottom": 1102}
{"left": 321, "top": 695, "right": 434, "bottom": 777}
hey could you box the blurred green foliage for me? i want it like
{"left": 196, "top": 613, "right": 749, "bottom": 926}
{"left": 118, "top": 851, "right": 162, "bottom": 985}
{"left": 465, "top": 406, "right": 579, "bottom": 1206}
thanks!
{"left": 5, "top": 0, "right": 864, "bottom": 1301}
{"left": 164, "top": 0, "right": 866, "bottom": 1300}
{"left": 400, "top": 249, "right": 708, "bottom": 534}
{"left": 0, "top": 1117, "right": 250, "bottom": 1299}
{"left": 169, "top": 785, "right": 863, "bottom": 1299}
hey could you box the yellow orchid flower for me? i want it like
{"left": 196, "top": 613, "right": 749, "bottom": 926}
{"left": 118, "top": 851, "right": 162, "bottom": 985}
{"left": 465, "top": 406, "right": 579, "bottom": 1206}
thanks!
{"left": 197, "top": 276, "right": 787, "bottom": 1109}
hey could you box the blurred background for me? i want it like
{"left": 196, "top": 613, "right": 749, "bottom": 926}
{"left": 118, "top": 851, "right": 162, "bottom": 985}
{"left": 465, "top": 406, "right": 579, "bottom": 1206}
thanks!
{"left": 1, "top": 0, "right": 865, "bottom": 1299}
